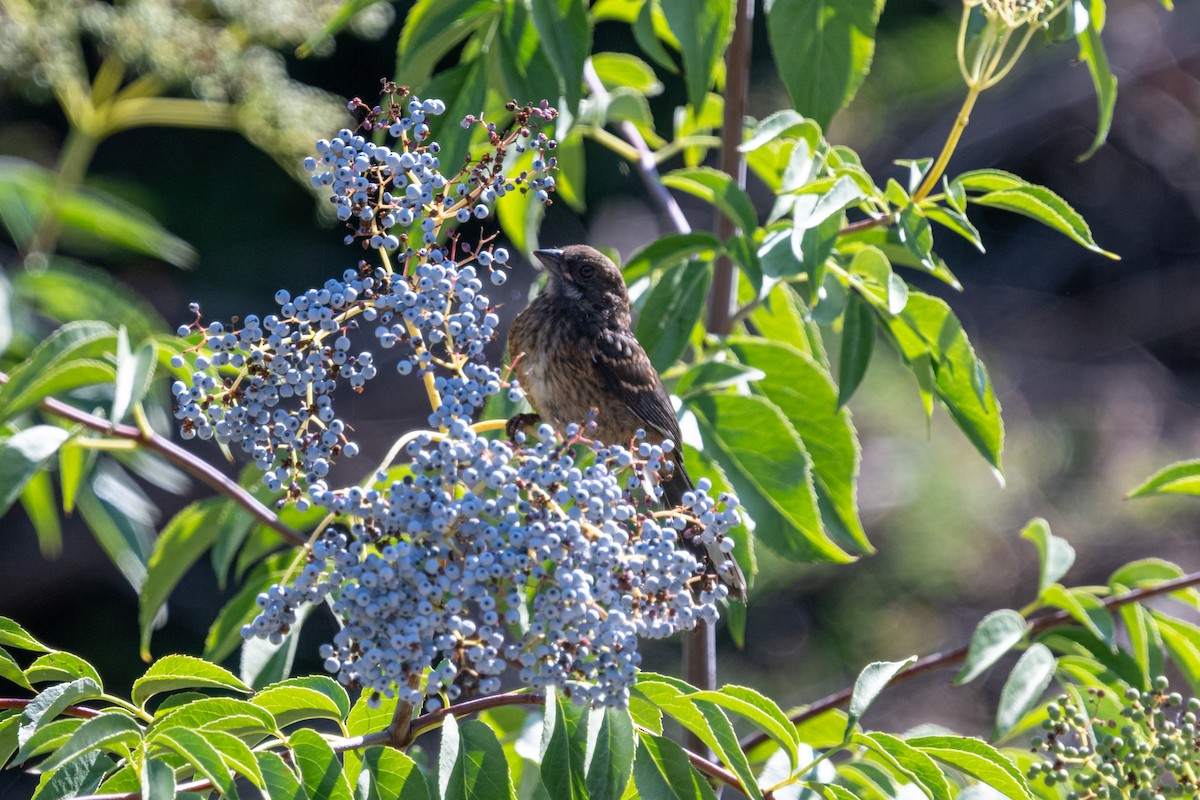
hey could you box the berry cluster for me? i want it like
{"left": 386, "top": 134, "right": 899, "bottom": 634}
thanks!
{"left": 247, "top": 424, "right": 738, "bottom": 708}
{"left": 1027, "top": 677, "right": 1198, "bottom": 798}
{"left": 177, "top": 85, "right": 739, "bottom": 710}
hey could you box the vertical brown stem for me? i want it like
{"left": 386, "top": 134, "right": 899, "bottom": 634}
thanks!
{"left": 684, "top": 0, "right": 754, "bottom": 761}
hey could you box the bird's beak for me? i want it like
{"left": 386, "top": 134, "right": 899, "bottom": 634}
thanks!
{"left": 532, "top": 248, "right": 565, "bottom": 277}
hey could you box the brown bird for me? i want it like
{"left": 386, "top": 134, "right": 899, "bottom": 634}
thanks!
{"left": 506, "top": 245, "right": 747, "bottom": 600}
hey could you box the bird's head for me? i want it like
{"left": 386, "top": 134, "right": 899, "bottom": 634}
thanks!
{"left": 533, "top": 245, "right": 629, "bottom": 320}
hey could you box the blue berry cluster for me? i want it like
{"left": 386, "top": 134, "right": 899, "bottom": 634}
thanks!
{"left": 246, "top": 423, "right": 739, "bottom": 708}
{"left": 177, "top": 85, "right": 740, "bottom": 710}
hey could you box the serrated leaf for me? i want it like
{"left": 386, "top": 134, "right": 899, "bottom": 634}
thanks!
{"left": 854, "top": 731, "right": 952, "bottom": 800}
{"left": 690, "top": 686, "right": 799, "bottom": 770}
{"left": 240, "top": 604, "right": 312, "bottom": 690}
{"left": 623, "top": 232, "right": 721, "bottom": 285}
{"left": 35, "top": 713, "right": 143, "bottom": 774}
{"left": 740, "top": 110, "right": 822, "bottom": 153}
{"left": 359, "top": 747, "right": 432, "bottom": 800}
{"left": 0, "top": 616, "right": 51, "bottom": 652}
{"left": 662, "top": 167, "right": 757, "bottom": 233}
{"left": 660, "top": 0, "right": 732, "bottom": 115}
{"left": 837, "top": 293, "right": 876, "bottom": 407}
{"left": 591, "top": 51, "right": 663, "bottom": 96}
{"left": 955, "top": 610, "right": 1028, "bottom": 685}
{"left": 19, "top": 678, "right": 102, "bottom": 748}
{"left": 25, "top": 652, "right": 102, "bottom": 688}
{"left": 972, "top": 186, "right": 1115, "bottom": 258}
{"left": 924, "top": 205, "right": 984, "bottom": 252}
{"left": 1077, "top": 12, "right": 1117, "bottom": 161}
{"left": 687, "top": 392, "right": 853, "bottom": 564}
{"left": 394, "top": 0, "right": 498, "bottom": 91}
{"left": 584, "top": 705, "right": 634, "bottom": 800}
{"left": 635, "top": 257, "right": 711, "bottom": 372}
{"left": 132, "top": 655, "right": 251, "bottom": 709}
{"left": 253, "top": 677, "right": 351, "bottom": 730}
{"left": 1108, "top": 558, "right": 1200, "bottom": 608}
{"left": 765, "top": 0, "right": 883, "bottom": 128}
{"left": 1019, "top": 518, "right": 1075, "bottom": 596}
{"left": 540, "top": 692, "right": 588, "bottom": 800}
{"left": 420, "top": 58, "right": 488, "bottom": 177}
{"left": 531, "top": 0, "right": 591, "bottom": 111}
{"left": 632, "top": 0, "right": 678, "bottom": 74}
{"left": 140, "top": 499, "right": 244, "bottom": 659}
{"left": 1040, "top": 585, "right": 1115, "bottom": 646}
{"left": 908, "top": 736, "right": 1032, "bottom": 800}
{"left": 994, "top": 644, "right": 1056, "bottom": 740}
{"left": 0, "top": 426, "right": 71, "bottom": 518}
{"left": 845, "top": 657, "right": 917, "bottom": 737}
{"left": 438, "top": 716, "right": 514, "bottom": 800}
{"left": 30, "top": 748, "right": 110, "bottom": 800}
{"left": 14, "top": 717, "right": 85, "bottom": 765}
{"left": 728, "top": 338, "right": 870, "bottom": 555}
{"left": 21, "top": 470, "right": 62, "bottom": 558}
{"left": 1127, "top": 459, "right": 1200, "bottom": 498}
{"left": 0, "top": 320, "right": 115, "bottom": 422}
{"left": 150, "top": 726, "right": 238, "bottom": 799}
{"left": 632, "top": 733, "right": 718, "bottom": 800}
{"left": 150, "top": 697, "right": 277, "bottom": 740}
{"left": 1, "top": 648, "right": 32, "bottom": 690}
{"left": 290, "top": 728, "right": 353, "bottom": 800}
{"left": 258, "top": 750, "right": 308, "bottom": 800}
{"left": 141, "top": 757, "right": 177, "bottom": 800}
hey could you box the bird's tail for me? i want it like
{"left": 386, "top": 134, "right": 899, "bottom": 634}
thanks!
{"left": 663, "top": 465, "right": 748, "bottom": 602}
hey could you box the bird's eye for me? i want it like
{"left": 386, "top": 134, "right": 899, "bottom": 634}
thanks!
{"left": 578, "top": 263, "right": 596, "bottom": 280}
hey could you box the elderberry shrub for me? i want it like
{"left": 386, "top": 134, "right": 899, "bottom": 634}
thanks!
{"left": 174, "top": 85, "right": 740, "bottom": 710}
{"left": 1026, "top": 677, "right": 1199, "bottom": 798}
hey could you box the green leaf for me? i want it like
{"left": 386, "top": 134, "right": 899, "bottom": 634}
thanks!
{"left": 662, "top": 167, "right": 757, "bottom": 233}
{"left": 1108, "top": 558, "right": 1200, "bottom": 608}
{"left": 632, "top": 733, "right": 717, "bottom": 800}
{"left": 14, "top": 717, "right": 84, "bottom": 765}
{"left": 739, "top": 110, "right": 822, "bottom": 153}
{"left": 1153, "top": 615, "right": 1200, "bottom": 694}
{"left": 0, "top": 711, "right": 20, "bottom": 767}
{"left": 495, "top": 147, "right": 545, "bottom": 256}
{"left": 971, "top": 186, "right": 1116, "bottom": 258}
{"left": 632, "top": 0, "right": 678, "bottom": 74}
{"left": 674, "top": 360, "right": 764, "bottom": 398}
{"left": 1077, "top": 10, "right": 1117, "bottom": 161}
{"left": 204, "top": 554, "right": 292, "bottom": 662}
{"left": 1127, "top": 459, "right": 1200, "bottom": 498}
{"left": 290, "top": 728, "right": 353, "bottom": 800}
{"left": 955, "top": 610, "right": 1028, "bottom": 685}
{"left": 1, "top": 648, "right": 32, "bottom": 690}
{"left": 848, "top": 245, "right": 907, "bottom": 315}
{"left": 660, "top": 0, "right": 732, "bottom": 114}
{"left": 635, "top": 257, "right": 711, "bottom": 372}
{"left": 584, "top": 706, "right": 635, "bottom": 800}
{"left": 19, "top": 678, "right": 102, "bottom": 747}
{"left": 31, "top": 749, "right": 110, "bottom": 800}
{"left": 240, "top": 604, "right": 313, "bottom": 690}
{"left": 1119, "top": 604, "right": 1163, "bottom": 690}
{"left": 854, "top": 731, "right": 953, "bottom": 800}
{"left": 12, "top": 259, "right": 167, "bottom": 343}
{"left": 539, "top": 693, "right": 588, "bottom": 800}
{"left": 140, "top": 499, "right": 244, "bottom": 659}
{"left": 111, "top": 328, "right": 157, "bottom": 424}
{"left": 883, "top": 292, "right": 1003, "bottom": 472}
{"left": 141, "top": 757, "right": 177, "bottom": 800}
{"left": 0, "top": 616, "right": 51, "bottom": 652}
{"left": 0, "top": 320, "right": 116, "bottom": 422}
{"left": 25, "top": 652, "right": 103, "bottom": 688}
{"left": 35, "top": 713, "right": 143, "bottom": 774}
{"left": 1040, "top": 585, "right": 1115, "bottom": 646}
{"left": 0, "top": 157, "right": 196, "bottom": 268}
{"left": 531, "top": 0, "right": 592, "bottom": 111}
{"left": 437, "top": 715, "right": 514, "bottom": 800}
{"left": 689, "top": 686, "right": 800, "bottom": 770}
{"left": 837, "top": 292, "right": 876, "bottom": 407}
{"left": 21, "top": 468, "right": 63, "bottom": 558}
{"left": 132, "top": 655, "right": 251, "bottom": 709}
{"left": 258, "top": 750, "right": 308, "bottom": 800}
{"left": 150, "top": 696, "right": 275, "bottom": 738}
{"left": 728, "top": 338, "right": 870, "bottom": 555}
{"left": 994, "top": 644, "right": 1056, "bottom": 740}
{"left": 623, "top": 232, "right": 721, "bottom": 285}
{"left": 253, "top": 677, "right": 351, "bottom": 730}
{"left": 76, "top": 466, "right": 153, "bottom": 591}
{"left": 203, "top": 728, "right": 265, "bottom": 789}
{"left": 58, "top": 439, "right": 89, "bottom": 515}
{"left": 343, "top": 691, "right": 401, "bottom": 782}
{"left": 845, "top": 657, "right": 916, "bottom": 737}
{"left": 591, "top": 52, "right": 663, "bottom": 96}
{"left": 765, "top": 0, "right": 884, "bottom": 128}
{"left": 0, "top": 425, "right": 70, "bottom": 519}
{"left": 359, "top": 747, "right": 433, "bottom": 800}
{"left": 553, "top": 131, "right": 587, "bottom": 213}
{"left": 1019, "top": 518, "right": 1075, "bottom": 596}
{"left": 908, "top": 736, "right": 1033, "bottom": 800}
{"left": 420, "top": 58, "right": 488, "bottom": 174}
{"left": 394, "top": 0, "right": 498, "bottom": 91}
{"left": 687, "top": 392, "right": 853, "bottom": 564}
{"left": 924, "top": 205, "right": 985, "bottom": 252}
{"left": 150, "top": 726, "right": 238, "bottom": 800}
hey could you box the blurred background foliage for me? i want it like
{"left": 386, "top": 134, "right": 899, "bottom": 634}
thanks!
{"left": 0, "top": 0, "right": 1198, "bottom": 789}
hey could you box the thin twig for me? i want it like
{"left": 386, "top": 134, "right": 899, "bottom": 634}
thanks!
{"left": 0, "top": 699, "right": 101, "bottom": 718}
{"left": 582, "top": 61, "right": 691, "bottom": 235}
{"left": 739, "top": 567, "right": 1200, "bottom": 752}
{"left": 0, "top": 371, "right": 306, "bottom": 547}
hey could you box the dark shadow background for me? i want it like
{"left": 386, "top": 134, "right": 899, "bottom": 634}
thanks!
{"left": 1, "top": 0, "right": 1199, "bottom": 794}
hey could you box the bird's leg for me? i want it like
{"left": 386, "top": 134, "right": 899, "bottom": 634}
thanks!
{"left": 505, "top": 412, "right": 542, "bottom": 442}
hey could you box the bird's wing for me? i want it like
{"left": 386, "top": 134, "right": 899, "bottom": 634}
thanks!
{"left": 592, "top": 327, "right": 684, "bottom": 446}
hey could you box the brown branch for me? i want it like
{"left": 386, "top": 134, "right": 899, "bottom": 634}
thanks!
{"left": 0, "top": 371, "right": 306, "bottom": 547}
{"left": 0, "top": 698, "right": 102, "bottom": 718}
{"left": 740, "top": 567, "right": 1200, "bottom": 752}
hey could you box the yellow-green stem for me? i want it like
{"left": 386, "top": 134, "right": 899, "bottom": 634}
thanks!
{"left": 912, "top": 84, "right": 981, "bottom": 203}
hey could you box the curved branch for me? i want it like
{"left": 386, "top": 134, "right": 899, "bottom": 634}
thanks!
{"left": 0, "top": 698, "right": 102, "bottom": 718}
{"left": 740, "top": 567, "right": 1200, "bottom": 752}
{"left": 0, "top": 371, "right": 306, "bottom": 547}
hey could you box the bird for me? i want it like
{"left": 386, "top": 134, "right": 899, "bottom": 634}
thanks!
{"left": 506, "top": 244, "right": 747, "bottom": 600}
